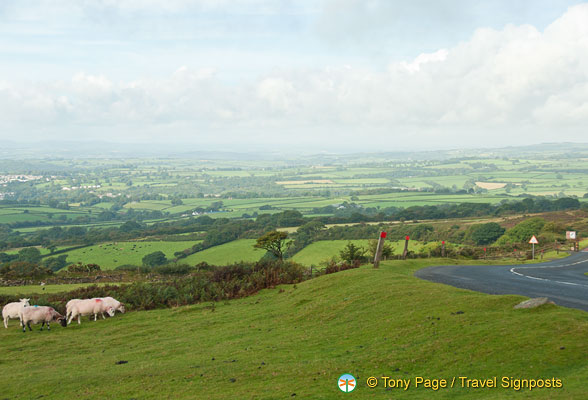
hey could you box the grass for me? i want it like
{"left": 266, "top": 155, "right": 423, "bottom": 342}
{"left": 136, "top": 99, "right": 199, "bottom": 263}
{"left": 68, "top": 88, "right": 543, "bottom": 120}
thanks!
{"left": 62, "top": 241, "right": 200, "bottom": 270}
{"left": 182, "top": 239, "right": 264, "bottom": 265}
{"left": 292, "top": 239, "right": 425, "bottom": 266}
{"left": 1, "top": 258, "right": 587, "bottom": 399}
{"left": 0, "top": 282, "right": 121, "bottom": 295}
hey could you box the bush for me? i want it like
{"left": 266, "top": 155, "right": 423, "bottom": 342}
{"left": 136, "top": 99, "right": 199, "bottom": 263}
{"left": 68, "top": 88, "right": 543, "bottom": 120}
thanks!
{"left": 152, "top": 263, "right": 195, "bottom": 275}
{"left": 0, "top": 261, "right": 52, "bottom": 279}
{"left": 67, "top": 262, "right": 101, "bottom": 273}
{"left": 142, "top": 251, "right": 168, "bottom": 267}
{"left": 115, "top": 264, "right": 151, "bottom": 273}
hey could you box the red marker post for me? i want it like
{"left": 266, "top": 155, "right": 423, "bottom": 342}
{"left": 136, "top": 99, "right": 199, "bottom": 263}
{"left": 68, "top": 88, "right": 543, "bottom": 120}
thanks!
{"left": 402, "top": 236, "right": 410, "bottom": 260}
{"left": 441, "top": 240, "right": 446, "bottom": 258}
{"left": 373, "top": 231, "right": 387, "bottom": 268}
{"left": 483, "top": 247, "right": 487, "bottom": 259}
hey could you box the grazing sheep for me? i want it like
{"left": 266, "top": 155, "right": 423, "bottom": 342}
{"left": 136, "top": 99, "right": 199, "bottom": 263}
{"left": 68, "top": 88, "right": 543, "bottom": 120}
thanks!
{"left": 68, "top": 299, "right": 115, "bottom": 325}
{"left": 65, "top": 299, "right": 82, "bottom": 321}
{"left": 2, "top": 298, "right": 30, "bottom": 328}
{"left": 19, "top": 305, "right": 66, "bottom": 332}
{"left": 97, "top": 297, "right": 125, "bottom": 317}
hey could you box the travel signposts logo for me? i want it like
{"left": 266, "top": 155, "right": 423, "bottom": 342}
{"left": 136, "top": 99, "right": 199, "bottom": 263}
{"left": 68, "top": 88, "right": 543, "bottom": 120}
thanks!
{"left": 338, "top": 374, "right": 357, "bottom": 393}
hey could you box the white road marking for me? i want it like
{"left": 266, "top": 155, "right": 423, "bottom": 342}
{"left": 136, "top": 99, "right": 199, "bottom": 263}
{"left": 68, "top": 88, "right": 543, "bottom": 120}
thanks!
{"left": 510, "top": 256, "right": 588, "bottom": 288}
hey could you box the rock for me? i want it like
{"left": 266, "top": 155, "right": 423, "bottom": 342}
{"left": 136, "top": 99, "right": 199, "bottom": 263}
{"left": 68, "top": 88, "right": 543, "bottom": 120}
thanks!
{"left": 514, "top": 297, "right": 555, "bottom": 309}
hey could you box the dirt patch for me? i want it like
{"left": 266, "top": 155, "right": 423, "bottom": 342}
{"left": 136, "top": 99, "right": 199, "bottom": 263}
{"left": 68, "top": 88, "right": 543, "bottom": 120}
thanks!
{"left": 475, "top": 182, "right": 507, "bottom": 190}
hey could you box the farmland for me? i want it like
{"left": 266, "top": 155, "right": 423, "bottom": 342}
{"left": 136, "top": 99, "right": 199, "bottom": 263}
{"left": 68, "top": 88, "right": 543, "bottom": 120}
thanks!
{"left": 1, "top": 145, "right": 588, "bottom": 237}
{"left": 61, "top": 241, "right": 201, "bottom": 270}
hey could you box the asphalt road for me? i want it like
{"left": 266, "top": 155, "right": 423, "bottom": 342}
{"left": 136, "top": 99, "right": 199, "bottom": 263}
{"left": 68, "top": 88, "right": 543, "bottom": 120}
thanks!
{"left": 415, "top": 250, "right": 588, "bottom": 312}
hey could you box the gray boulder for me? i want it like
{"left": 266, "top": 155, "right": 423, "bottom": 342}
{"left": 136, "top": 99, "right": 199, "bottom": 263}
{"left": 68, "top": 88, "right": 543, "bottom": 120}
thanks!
{"left": 514, "top": 297, "right": 555, "bottom": 309}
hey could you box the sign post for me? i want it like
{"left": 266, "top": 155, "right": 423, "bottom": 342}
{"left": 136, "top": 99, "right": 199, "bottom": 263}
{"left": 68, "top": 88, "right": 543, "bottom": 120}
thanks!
{"left": 441, "top": 241, "right": 445, "bottom": 257}
{"left": 373, "top": 231, "right": 387, "bottom": 268}
{"left": 529, "top": 235, "right": 539, "bottom": 260}
{"left": 402, "top": 236, "right": 410, "bottom": 260}
{"left": 566, "top": 231, "right": 578, "bottom": 252}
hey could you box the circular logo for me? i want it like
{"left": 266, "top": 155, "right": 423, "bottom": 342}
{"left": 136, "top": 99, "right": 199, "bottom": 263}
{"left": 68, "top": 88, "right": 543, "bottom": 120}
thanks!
{"left": 338, "top": 374, "right": 357, "bottom": 393}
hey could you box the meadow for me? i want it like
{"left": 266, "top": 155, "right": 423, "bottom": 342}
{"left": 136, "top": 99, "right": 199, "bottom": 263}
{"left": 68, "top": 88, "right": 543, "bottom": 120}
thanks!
{"left": 61, "top": 241, "right": 200, "bottom": 269}
{"left": 181, "top": 239, "right": 264, "bottom": 265}
{"left": 1, "top": 259, "right": 587, "bottom": 399}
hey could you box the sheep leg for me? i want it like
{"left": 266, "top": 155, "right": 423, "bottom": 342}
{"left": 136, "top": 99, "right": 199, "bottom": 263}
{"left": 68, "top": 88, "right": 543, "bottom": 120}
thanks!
{"left": 77, "top": 315, "right": 81, "bottom": 325}
{"left": 3, "top": 317, "right": 7, "bottom": 329}
{"left": 21, "top": 320, "right": 26, "bottom": 333}
{"left": 27, "top": 321, "right": 32, "bottom": 331}
{"left": 101, "top": 312, "right": 106, "bottom": 319}
{"left": 47, "top": 322, "right": 50, "bottom": 331}
{"left": 67, "top": 314, "right": 73, "bottom": 325}
{"left": 40, "top": 321, "right": 44, "bottom": 331}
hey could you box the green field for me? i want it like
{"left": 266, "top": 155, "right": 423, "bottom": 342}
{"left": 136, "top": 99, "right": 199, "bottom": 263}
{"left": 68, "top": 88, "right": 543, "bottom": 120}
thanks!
{"left": 62, "top": 241, "right": 200, "bottom": 269}
{"left": 1, "top": 259, "right": 587, "bottom": 399}
{"left": 0, "top": 282, "right": 121, "bottom": 295}
{"left": 182, "top": 239, "right": 264, "bottom": 265}
{"left": 292, "top": 240, "right": 425, "bottom": 266}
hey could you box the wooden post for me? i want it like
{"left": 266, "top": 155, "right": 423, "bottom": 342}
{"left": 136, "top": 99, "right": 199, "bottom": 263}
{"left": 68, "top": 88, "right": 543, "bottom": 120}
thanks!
{"left": 373, "top": 231, "right": 387, "bottom": 268}
{"left": 402, "top": 236, "right": 410, "bottom": 260}
{"left": 441, "top": 241, "right": 446, "bottom": 257}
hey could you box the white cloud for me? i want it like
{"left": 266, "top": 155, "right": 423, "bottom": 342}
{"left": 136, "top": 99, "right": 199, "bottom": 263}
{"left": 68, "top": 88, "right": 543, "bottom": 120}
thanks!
{"left": 1, "top": 4, "right": 588, "bottom": 150}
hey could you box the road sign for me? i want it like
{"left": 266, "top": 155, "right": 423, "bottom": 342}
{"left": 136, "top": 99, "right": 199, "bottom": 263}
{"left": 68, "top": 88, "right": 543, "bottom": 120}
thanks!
{"left": 529, "top": 235, "right": 539, "bottom": 260}
{"left": 566, "top": 231, "right": 577, "bottom": 240}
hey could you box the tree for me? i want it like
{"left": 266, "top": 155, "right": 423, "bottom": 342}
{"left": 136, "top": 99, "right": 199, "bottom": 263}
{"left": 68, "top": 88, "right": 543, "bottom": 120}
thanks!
{"left": 297, "top": 220, "right": 326, "bottom": 237}
{"left": 468, "top": 223, "right": 506, "bottom": 245}
{"left": 142, "top": 251, "right": 168, "bottom": 267}
{"left": 367, "top": 239, "right": 394, "bottom": 260}
{"left": 17, "top": 247, "right": 42, "bottom": 263}
{"left": 254, "top": 231, "right": 290, "bottom": 260}
{"left": 339, "top": 242, "right": 367, "bottom": 264}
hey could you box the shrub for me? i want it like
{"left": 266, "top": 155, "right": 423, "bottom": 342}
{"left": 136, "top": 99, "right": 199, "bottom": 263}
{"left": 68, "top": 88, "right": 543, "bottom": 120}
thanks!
{"left": 0, "top": 261, "right": 52, "bottom": 279}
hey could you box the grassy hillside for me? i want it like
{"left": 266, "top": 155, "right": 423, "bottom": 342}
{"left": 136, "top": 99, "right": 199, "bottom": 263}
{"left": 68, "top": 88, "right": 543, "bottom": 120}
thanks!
{"left": 63, "top": 241, "right": 200, "bottom": 270}
{"left": 2, "top": 259, "right": 587, "bottom": 399}
{"left": 182, "top": 239, "right": 264, "bottom": 265}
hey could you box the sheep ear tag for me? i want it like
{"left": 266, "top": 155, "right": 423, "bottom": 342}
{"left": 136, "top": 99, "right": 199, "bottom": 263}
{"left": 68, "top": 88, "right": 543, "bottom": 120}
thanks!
{"left": 33, "top": 305, "right": 39, "bottom": 308}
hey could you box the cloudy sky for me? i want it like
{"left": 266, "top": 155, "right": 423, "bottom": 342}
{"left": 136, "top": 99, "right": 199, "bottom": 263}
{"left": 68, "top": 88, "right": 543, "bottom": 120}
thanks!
{"left": 1, "top": 0, "right": 587, "bottom": 153}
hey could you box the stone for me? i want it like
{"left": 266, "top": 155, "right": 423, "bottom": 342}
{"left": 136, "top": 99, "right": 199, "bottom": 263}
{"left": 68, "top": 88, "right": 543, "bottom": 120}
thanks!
{"left": 514, "top": 297, "right": 555, "bottom": 309}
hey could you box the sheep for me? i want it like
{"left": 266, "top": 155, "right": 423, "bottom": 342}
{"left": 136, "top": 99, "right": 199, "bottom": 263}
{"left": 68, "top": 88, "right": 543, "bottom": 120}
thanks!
{"left": 65, "top": 299, "right": 82, "bottom": 321}
{"left": 96, "top": 297, "right": 125, "bottom": 318}
{"left": 19, "top": 305, "right": 66, "bottom": 332}
{"left": 2, "top": 298, "right": 30, "bottom": 328}
{"left": 68, "top": 299, "right": 115, "bottom": 325}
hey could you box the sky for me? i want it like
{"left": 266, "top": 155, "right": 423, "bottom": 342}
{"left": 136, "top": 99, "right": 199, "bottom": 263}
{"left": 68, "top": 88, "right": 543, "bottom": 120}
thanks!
{"left": 1, "top": 0, "right": 587, "bottom": 153}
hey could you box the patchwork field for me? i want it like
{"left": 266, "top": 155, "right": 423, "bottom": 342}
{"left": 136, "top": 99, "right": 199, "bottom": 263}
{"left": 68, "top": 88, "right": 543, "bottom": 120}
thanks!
{"left": 62, "top": 241, "right": 200, "bottom": 269}
{"left": 1, "top": 259, "right": 587, "bottom": 399}
{"left": 182, "top": 239, "right": 264, "bottom": 265}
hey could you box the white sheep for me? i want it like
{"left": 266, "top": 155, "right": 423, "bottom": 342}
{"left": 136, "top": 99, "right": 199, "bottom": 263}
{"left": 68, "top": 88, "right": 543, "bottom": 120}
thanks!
{"left": 68, "top": 299, "right": 115, "bottom": 325}
{"left": 2, "top": 298, "right": 30, "bottom": 328}
{"left": 96, "top": 297, "right": 125, "bottom": 317}
{"left": 65, "top": 299, "right": 82, "bottom": 321}
{"left": 19, "top": 305, "right": 67, "bottom": 332}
